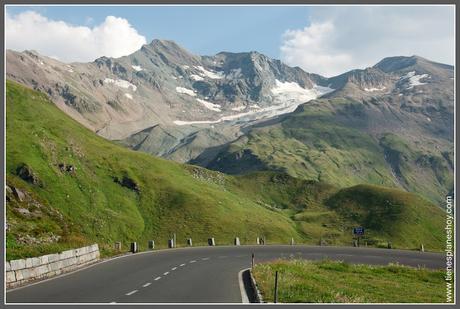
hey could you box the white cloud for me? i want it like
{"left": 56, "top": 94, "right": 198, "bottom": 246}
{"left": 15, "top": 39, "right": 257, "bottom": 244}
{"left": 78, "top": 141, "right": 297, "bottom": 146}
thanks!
{"left": 6, "top": 11, "right": 147, "bottom": 62}
{"left": 280, "top": 6, "right": 455, "bottom": 77}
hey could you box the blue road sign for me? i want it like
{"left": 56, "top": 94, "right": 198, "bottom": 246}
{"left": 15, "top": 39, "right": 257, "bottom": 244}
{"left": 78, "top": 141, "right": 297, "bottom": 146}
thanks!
{"left": 353, "top": 227, "right": 365, "bottom": 236}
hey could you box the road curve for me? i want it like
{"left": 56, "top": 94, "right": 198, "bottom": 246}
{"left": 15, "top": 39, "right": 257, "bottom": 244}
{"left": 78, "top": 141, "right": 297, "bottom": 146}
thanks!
{"left": 7, "top": 245, "right": 444, "bottom": 303}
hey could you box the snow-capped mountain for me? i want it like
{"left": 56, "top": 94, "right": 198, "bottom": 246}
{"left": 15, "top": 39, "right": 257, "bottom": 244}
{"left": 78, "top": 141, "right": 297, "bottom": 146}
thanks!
{"left": 6, "top": 40, "right": 453, "bottom": 165}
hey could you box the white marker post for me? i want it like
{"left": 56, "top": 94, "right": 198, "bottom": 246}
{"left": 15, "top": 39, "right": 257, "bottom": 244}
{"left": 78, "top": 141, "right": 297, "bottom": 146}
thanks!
{"left": 130, "top": 242, "right": 138, "bottom": 253}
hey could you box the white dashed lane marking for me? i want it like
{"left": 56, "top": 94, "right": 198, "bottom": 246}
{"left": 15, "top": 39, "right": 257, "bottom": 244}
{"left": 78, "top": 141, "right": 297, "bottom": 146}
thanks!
{"left": 123, "top": 257, "right": 213, "bottom": 299}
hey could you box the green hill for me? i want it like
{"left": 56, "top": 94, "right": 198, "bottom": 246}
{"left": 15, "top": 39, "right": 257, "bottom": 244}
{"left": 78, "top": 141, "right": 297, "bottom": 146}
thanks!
{"left": 193, "top": 97, "right": 453, "bottom": 206}
{"left": 6, "top": 81, "right": 445, "bottom": 260}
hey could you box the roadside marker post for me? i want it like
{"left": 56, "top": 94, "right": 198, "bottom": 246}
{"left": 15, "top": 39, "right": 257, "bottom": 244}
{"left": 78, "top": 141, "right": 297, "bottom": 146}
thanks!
{"left": 251, "top": 253, "right": 255, "bottom": 269}
{"left": 208, "top": 238, "right": 216, "bottom": 246}
{"left": 274, "top": 271, "right": 279, "bottom": 303}
{"left": 168, "top": 239, "right": 174, "bottom": 248}
{"left": 148, "top": 240, "right": 155, "bottom": 250}
{"left": 234, "top": 237, "right": 240, "bottom": 246}
{"left": 130, "top": 242, "right": 138, "bottom": 253}
{"left": 187, "top": 238, "right": 193, "bottom": 246}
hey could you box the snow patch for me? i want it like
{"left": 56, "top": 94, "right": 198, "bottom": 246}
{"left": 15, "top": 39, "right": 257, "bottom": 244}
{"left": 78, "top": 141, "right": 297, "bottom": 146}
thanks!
{"left": 271, "top": 80, "right": 333, "bottom": 105}
{"left": 226, "top": 68, "right": 242, "bottom": 79}
{"left": 132, "top": 65, "right": 143, "bottom": 72}
{"left": 364, "top": 86, "right": 386, "bottom": 92}
{"left": 190, "top": 74, "right": 204, "bottom": 81}
{"left": 173, "top": 81, "right": 334, "bottom": 126}
{"left": 195, "top": 66, "right": 224, "bottom": 79}
{"left": 401, "top": 71, "right": 429, "bottom": 89}
{"left": 231, "top": 106, "right": 246, "bottom": 111}
{"left": 124, "top": 93, "right": 133, "bottom": 100}
{"left": 104, "top": 78, "right": 137, "bottom": 91}
{"left": 176, "top": 87, "right": 196, "bottom": 96}
{"left": 196, "top": 98, "right": 221, "bottom": 112}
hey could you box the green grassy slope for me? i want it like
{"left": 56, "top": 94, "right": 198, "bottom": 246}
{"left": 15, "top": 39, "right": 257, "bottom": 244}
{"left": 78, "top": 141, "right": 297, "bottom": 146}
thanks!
{"left": 199, "top": 98, "right": 453, "bottom": 206}
{"left": 253, "top": 260, "right": 449, "bottom": 303}
{"left": 6, "top": 80, "right": 298, "bottom": 259}
{"left": 232, "top": 172, "right": 444, "bottom": 250}
{"left": 6, "top": 81, "right": 445, "bottom": 260}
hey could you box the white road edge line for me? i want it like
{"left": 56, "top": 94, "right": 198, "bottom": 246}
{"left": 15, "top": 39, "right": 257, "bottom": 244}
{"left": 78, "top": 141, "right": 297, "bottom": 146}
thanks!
{"left": 110, "top": 301, "right": 116, "bottom": 303}
{"left": 125, "top": 290, "right": 138, "bottom": 296}
{"left": 180, "top": 263, "right": 186, "bottom": 267}
{"left": 154, "top": 276, "right": 161, "bottom": 281}
{"left": 238, "top": 268, "right": 251, "bottom": 304}
{"left": 163, "top": 271, "right": 169, "bottom": 275}
{"left": 190, "top": 260, "right": 196, "bottom": 263}
{"left": 142, "top": 282, "right": 151, "bottom": 287}
{"left": 202, "top": 257, "right": 210, "bottom": 260}
{"left": 171, "top": 267, "right": 177, "bottom": 271}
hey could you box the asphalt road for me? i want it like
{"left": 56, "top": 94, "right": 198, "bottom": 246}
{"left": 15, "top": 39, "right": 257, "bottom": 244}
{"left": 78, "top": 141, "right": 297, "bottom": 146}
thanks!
{"left": 7, "top": 245, "right": 444, "bottom": 303}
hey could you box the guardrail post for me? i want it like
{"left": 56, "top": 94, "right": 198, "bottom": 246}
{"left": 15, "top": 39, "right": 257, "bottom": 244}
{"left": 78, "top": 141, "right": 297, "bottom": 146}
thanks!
{"left": 208, "top": 238, "right": 215, "bottom": 246}
{"left": 274, "top": 271, "right": 279, "bottom": 303}
{"left": 234, "top": 237, "right": 240, "bottom": 246}
{"left": 130, "top": 242, "right": 138, "bottom": 253}
{"left": 148, "top": 240, "right": 155, "bottom": 250}
{"left": 168, "top": 239, "right": 174, "bottom": 248}
{"left": 187, "top": 238, "right": 193, "bottom": 246}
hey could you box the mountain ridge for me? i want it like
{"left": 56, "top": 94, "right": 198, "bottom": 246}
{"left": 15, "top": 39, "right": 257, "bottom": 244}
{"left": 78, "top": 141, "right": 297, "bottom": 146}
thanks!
{"left": 6, "top": 40, "right": 454, "bottom": 205}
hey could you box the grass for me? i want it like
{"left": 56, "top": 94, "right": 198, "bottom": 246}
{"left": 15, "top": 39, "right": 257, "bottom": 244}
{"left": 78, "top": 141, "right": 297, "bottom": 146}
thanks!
{"left": 5, "top": 80, "right": 446, "bottom": 260}
{"left": 252, "top": 259, "right": 450, "bottom": 303}
{"left": 6, "top": 80, "right": 298, "bottom": 260}
{"left": 203, "top": 98, "right": 453, "bottom": 206}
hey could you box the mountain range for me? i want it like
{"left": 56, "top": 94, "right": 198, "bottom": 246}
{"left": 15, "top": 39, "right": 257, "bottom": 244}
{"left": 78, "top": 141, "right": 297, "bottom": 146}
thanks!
{"left": 6, "top": 39, "right": 454, "bottom": 205}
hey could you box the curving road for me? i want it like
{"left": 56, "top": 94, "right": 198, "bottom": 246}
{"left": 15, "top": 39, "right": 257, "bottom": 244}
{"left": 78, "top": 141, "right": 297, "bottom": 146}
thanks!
{"left": 7, "top": 245, "right": 444, "bottom": 303}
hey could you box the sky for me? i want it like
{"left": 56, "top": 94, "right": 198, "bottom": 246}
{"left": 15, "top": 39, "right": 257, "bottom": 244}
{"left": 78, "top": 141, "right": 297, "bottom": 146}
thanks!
{"left": 5, "top": 5, "right": 455, "bottom": 77}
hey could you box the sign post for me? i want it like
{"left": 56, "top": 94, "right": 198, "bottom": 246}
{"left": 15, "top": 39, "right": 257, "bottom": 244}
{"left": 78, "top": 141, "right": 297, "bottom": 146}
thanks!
{"left": 352, "top": 227, "right": 365, "bottom": 247}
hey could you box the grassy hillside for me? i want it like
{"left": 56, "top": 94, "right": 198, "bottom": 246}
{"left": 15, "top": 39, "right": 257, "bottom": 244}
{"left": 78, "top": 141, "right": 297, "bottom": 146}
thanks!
{"left": 253, "top": 260, "right": 449, "bottom": 303}
{"left": 6, "top": 81, "right": 445, "bottom": 260}
{"left": 196, "top": 98, "right": 453, "bottom": 206}
{"left": 232, "top": 172, "right": 444, "bottom": 250}
{"left": 6, "top": 80, "right": 298, "bottom": 259}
